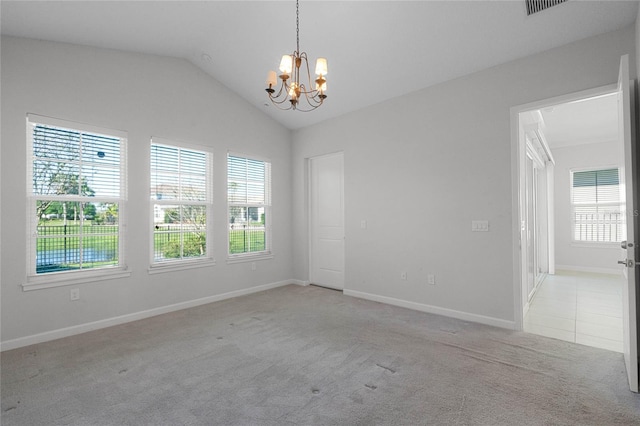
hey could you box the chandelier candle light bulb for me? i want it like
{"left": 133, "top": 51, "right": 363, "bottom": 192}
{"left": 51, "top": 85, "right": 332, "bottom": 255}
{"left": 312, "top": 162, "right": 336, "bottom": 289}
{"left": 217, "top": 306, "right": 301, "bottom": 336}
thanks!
{"left": 266, "top": 71, "right": 277, "bottom": 89}
{"left": 315, "top": 58, "right": 327, "bottom": 76}
{"left": 265, "top": 0, "right": 328, "bottom": 111}
{"left": 279, "top": 55, "right": 293, "bottom": 76}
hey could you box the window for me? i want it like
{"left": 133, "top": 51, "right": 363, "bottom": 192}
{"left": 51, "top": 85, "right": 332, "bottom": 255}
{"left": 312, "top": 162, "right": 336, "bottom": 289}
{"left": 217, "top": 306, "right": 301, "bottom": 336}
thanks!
{"left": 27, "top": 115, "right": 127, "bottom": 284}
{"left": 151, "top": 139, "right": 213, "bottom": 267}
{"left": 571, "top": 168, "right": 623, "bottom": 243}
{"left": 227, "top": 154, "right": 271, "bottom": 259}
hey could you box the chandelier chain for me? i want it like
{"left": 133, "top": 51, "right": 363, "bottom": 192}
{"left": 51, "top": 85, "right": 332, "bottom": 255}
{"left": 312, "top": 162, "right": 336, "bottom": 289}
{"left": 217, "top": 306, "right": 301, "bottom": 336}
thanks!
{"left": 296, "top": 0, "right": 300, "bottom": 53}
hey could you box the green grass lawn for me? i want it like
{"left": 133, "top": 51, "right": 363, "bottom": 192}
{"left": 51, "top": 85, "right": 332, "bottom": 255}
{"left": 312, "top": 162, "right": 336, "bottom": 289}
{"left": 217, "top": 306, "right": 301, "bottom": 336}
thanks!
{"left": 36, "top": 222, "right": 265, "bottom": 270}
{"left": 36, "top": 222, "right": 118, "bottom": 251}
{"left": 229, "top": 229, "right": 265, "bottom": 254}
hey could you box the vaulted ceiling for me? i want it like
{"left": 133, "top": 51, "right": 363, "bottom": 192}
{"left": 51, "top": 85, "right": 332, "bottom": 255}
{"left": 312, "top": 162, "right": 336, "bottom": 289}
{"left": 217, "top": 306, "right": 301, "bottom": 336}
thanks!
{"left": 1, "top": 1, "right": 638, "bottom": 130}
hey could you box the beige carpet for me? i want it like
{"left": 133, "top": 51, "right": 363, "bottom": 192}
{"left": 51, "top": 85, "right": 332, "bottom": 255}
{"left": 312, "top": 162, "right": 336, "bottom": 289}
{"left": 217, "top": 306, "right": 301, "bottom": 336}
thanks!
{"left": 2, "top": 284, "right": 640, "bottom": 425}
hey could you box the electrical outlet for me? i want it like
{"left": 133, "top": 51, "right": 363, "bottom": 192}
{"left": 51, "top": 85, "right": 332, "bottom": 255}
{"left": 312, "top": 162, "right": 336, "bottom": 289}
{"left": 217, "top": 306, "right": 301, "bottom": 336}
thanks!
{"left": 400, "top": 271, "right": 407, "bottom": 280}
{"left": 70, "top": 288, "right": 80, "bottom": 301}
{"left": 427, "top": 274, "right": 436, "bottom": 285}
{"left": 251, "top": 262, "right": 256, "bottom": 271}
{"left": 360, "top": 220, "right": 367, "bottom": 229}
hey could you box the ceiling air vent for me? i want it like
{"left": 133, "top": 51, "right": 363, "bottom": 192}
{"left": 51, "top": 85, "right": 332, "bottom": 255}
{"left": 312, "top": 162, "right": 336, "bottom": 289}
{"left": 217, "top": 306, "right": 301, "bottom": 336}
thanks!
{"left": 526, "top": 0, "right": 568, "bottom": 16}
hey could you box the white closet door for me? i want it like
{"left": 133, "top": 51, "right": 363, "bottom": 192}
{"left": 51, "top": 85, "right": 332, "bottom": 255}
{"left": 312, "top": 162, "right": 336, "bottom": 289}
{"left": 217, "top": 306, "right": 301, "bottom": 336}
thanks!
{"left": 309, "top": 152, "right": 344, "bottom": 290}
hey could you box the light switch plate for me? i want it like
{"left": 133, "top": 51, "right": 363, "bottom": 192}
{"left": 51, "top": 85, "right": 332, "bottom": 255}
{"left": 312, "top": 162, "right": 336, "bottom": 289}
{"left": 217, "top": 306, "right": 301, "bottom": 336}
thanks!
{"left": 472, "top": 220, "right": 489, "bottom": 232}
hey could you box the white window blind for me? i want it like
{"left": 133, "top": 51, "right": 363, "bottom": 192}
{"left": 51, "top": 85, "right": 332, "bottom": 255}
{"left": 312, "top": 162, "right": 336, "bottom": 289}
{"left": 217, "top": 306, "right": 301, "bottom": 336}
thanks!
{"left": 571, "top": 168, "right": 623, "bottom": 243}
{"left": 27, "top": 115, "right": 126, "bottom": 277}
{"left": 151, "top": 140, "right": 212, "bottom": 264}
{"left": 227, "top": 154, "right": 271, "bottom": 256}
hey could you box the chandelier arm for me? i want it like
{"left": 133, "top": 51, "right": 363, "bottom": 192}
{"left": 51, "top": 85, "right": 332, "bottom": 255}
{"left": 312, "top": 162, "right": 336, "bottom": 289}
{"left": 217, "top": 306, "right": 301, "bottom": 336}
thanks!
{"left": 271, "top": 82, "right": 286, "bottom": 99}
{"left": 267, "top": 86, "right": 294, "bottom": 110}
{"left": 301, "top": 89, "right": 324, "bottom": 107}
{"left": 268, "top": 96, "right": 291, "bottom": 106}
{"left": 269, "top": 100, "right": 294, "bottom": 111}
{"left": 289, "top": 100, "right": 322, "bottom": 112}
{"left": 269, "top": 89, "right": 295, "bottom": 107}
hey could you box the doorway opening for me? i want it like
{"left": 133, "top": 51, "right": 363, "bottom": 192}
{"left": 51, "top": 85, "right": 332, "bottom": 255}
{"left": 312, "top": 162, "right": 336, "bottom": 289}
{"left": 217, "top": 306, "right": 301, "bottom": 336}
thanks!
{"left": 519, "top": 91, "right": 625, "bottom": 353}
{"left": 512, "top": 55, "right": 637, "bottom": 392}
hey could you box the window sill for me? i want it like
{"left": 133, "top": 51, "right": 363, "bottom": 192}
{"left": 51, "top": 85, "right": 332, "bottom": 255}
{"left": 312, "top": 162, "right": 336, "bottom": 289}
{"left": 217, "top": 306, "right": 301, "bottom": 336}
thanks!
{"left": 226, "top": 253, "right": 274, "bottom": 264}
{"left": 148, "top": 259, "right": 216, "bottom": 275}
{"left": 571, "top": 242, "right": 620, "bottom": 249}
{"left": 23, "top": 267, "right": 131, "bottom": 291}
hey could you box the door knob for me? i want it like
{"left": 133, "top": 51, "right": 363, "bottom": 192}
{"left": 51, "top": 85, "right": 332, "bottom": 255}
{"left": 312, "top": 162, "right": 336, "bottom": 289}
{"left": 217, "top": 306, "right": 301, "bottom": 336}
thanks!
{"left": 621, "top": 240, "right": 627, "bottom": 249}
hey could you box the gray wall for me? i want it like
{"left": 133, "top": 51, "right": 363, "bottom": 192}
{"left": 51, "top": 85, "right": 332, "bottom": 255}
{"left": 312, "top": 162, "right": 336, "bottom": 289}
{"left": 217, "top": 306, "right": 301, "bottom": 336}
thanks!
{"left": 0, "top": 37, "right": 294, "bottom": 345}
{"left": 292, "top": 25, "right": 637, "bottom": 328}
{"left": 2, "top": 23, "right": 638, "bottom": 347}
{"left": 552, "top": 141, "right": 624, "bottom": 273}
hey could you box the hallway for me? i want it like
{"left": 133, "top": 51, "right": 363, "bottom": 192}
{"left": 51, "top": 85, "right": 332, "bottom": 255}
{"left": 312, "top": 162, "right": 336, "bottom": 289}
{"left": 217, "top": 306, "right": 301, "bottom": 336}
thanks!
{"left": 524, "top": 270, "right": 624, "bottom": 352}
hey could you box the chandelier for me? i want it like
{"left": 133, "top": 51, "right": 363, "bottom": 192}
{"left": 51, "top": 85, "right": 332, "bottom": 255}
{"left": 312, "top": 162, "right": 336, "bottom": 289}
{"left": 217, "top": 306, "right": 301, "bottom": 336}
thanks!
{"left": 265, "top": 0, "right": 327, "bottom": 111}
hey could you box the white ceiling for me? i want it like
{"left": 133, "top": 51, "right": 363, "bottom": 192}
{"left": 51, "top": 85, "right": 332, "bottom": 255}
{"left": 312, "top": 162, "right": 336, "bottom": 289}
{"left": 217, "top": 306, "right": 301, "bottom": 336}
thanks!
{"left": 1, "top": 0, "right": 638, "bottom": 130}
{"left": 540, "top": 93, "right": 619, "bottom": 149}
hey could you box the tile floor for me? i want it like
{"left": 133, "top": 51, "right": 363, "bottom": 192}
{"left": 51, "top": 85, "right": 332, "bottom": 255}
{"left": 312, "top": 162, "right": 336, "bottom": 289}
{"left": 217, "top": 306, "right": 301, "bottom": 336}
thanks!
{"left": 524, "top": 270, "right": 624, "bottom": 353}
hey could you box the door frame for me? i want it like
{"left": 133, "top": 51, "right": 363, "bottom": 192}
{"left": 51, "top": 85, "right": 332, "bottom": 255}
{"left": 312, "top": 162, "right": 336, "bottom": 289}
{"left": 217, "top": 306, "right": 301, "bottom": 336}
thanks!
{"left": 510, "top": 83, "right": 618, "bottom": 331}
{"left": 524, "top": 145, "right": 545, "bottom": 304}
{"left": 307, "top": 151, "right": 345, "bottom": 290}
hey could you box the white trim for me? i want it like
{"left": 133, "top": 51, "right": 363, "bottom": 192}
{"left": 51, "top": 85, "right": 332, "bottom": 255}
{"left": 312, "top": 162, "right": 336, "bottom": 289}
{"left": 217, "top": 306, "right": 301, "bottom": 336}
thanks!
{"left": 23, "top": 268, "right": 131, "bottom": 291}
{"left": 344, "top": 289, "right": 516, "bottom": 330}
{"left": 27, "top": 115, "right": 128, "bottom": 283}
{"left": 290, "top": 279, "right": 310, "bottom": 286}
{"left": 526, "top": 137, "right": 546, "bottom": 169}
{"left": 2, "top": 279, "right": 294, "bottom": 351}
{"left": 511, "top": 84, "right": 618, "bottom": 114}
{"left": 226, "top": 153, "right": 272, "bottom": 259}
{"left": 149, "top": 139, "right": 214, "bottom": 267}
{"left": 226, "top": 253, "right": 274, "bottom": 264}
{"left": 27, "top": 113, "right": 128, "bottom": 139}
{"left": 547, "top": 164, "right": 556, "bottom": 274}
{"left": 555, "top": 265, "right": 624, "bottom": 276}
{"left": 510, "top": 104, "right": 525, "bottom": 332}
{"left": 570, "top": 167, "right": 623, "bottom": 244}
{"left": 570, "top": 242, "right": 619, "bottom": 249}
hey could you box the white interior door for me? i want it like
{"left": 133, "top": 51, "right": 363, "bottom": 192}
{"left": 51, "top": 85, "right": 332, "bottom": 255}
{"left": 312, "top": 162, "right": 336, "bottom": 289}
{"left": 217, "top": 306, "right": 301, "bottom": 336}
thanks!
{"left": 618, "top": 54, "right": 638, "bottom": 393}
{"left": 309, "top": 152, "right": 344, "bottom": 290}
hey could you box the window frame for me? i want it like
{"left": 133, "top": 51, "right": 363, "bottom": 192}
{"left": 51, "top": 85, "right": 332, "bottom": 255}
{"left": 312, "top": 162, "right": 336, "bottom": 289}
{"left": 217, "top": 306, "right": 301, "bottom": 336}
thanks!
{"left": 226, "top": 152, "right": 273, "bottom": 263}
{"left": 25, "top": 114, "right": 130, "bottom": 290}
{"left": 570, "top": 166, "right": 624, "bottom": 246}
{"left": 148, "top": 137, "right": 215, "bottom": 274}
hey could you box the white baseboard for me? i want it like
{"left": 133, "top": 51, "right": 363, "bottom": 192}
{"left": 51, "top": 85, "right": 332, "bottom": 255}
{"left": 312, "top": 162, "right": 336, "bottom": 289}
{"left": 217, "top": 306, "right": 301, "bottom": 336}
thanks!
{"left": 555, "top": 265, "right": 623, "bottom": 275}
{"left": 343, "top": 289, "right": 516, "bottom": 330}
{"left": 1, "top": 280, "right": 295, "bottom": 352}
{"left": 290, "top": 279, "right": 310, "bottom": 286}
